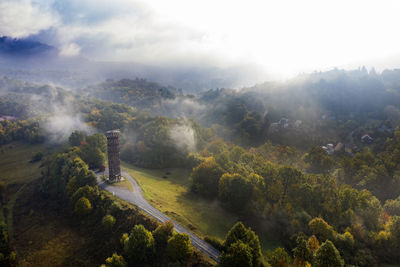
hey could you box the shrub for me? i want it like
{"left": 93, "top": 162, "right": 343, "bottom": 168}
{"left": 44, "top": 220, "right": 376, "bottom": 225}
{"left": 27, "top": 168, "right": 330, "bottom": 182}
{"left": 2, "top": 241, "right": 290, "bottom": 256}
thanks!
{"left": 74, "top": 197, "right": 92, "bottom": 217}
{"left": 102, "top": 215, "right": 116, "bottom": 231}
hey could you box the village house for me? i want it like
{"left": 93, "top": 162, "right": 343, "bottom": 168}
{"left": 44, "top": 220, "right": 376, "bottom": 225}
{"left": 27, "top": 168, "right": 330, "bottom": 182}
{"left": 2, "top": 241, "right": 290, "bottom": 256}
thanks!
{"left": 361, "top": 134, "right": 374, "bottom": 144}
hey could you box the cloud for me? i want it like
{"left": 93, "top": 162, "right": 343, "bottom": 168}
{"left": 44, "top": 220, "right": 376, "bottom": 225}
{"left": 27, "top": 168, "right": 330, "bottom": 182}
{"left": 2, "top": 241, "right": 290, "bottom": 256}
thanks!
{"left": 60, "top": 42, "right": 81, "bottom": 57}
{"left": 22, "top": 85, "right": 94, "bottom": 143}
{"left": 0, "top": 0, "right": 58, "bottom": 38}
{"left": 3, "top": 0, "right": 400, "bottom": 79}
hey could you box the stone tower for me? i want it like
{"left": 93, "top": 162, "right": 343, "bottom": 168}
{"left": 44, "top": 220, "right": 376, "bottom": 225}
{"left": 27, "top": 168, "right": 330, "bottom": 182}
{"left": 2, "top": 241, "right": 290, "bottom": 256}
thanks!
{"left": 106, "top": 130, "right": 121, "bottom": 181}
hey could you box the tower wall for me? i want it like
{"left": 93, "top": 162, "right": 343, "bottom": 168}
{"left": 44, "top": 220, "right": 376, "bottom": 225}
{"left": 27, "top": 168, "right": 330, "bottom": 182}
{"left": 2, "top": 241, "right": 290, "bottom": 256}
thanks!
{"left": 106, "top": 130, "right": 121, "bottom": 181}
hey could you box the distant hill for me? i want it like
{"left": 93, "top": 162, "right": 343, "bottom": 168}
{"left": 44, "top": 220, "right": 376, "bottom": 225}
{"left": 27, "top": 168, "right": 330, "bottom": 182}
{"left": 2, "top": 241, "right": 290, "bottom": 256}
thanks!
{"left": 0, "top": 36, "right": 57, "bottom": 58}
{"left": 84, "top": 78, "right": 181, "bottom": 109}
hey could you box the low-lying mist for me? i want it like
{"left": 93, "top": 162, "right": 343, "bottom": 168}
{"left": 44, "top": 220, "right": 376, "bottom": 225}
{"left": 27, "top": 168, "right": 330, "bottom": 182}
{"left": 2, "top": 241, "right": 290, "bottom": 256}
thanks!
{"left": 169, "top": 124, "right": 196, "bottom": 153}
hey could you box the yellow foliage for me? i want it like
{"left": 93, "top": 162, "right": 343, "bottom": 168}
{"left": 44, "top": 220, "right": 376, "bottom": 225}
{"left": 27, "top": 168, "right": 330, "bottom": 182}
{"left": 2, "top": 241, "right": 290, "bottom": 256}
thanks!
{"left": 307, "top": 235, "right": 320, "bottom": 253}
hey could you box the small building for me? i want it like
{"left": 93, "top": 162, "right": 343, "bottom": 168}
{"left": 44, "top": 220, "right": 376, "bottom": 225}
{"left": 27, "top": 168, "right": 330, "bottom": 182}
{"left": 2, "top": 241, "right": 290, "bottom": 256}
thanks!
{"left": 294, "top": 120, "right": 302, "bottom": 127}
{"left": 0, "top": 115, "right": 16, "bottom": 122}
{"left": 361, "top": 134, "right": 374, "bottom": 144}
{"left": 279, "top": 117, "right": 289, "bottom": 128}
{"left": 322, "top": 145, "right": 334, "bottom": 155}
{"left": 344, "top": 147, "right": 353, "bottom": 155}
{"left": 334, "top": 142, "right": 343, "bottom": 152}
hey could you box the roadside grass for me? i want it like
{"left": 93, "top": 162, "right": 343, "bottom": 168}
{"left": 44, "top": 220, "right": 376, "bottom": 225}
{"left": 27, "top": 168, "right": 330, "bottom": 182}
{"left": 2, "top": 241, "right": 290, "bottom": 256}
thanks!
{"left": 109, "top": 178, "right": 133, "bottom": 192}
{"left": 121, "top": 161, "right": 279, "bottom": 255}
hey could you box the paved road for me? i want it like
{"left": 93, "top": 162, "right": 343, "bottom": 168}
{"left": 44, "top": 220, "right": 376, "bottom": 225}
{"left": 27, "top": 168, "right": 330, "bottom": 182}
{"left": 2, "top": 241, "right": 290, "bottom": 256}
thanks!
{"left": 96, "top": 170, "right": 221, "bottom": 262}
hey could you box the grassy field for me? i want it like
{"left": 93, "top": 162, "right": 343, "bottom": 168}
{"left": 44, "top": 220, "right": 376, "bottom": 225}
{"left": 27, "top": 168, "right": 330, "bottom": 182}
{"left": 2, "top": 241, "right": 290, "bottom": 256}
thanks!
{"left": 0, "top": 142, "right": 50, "bottom": 185}
{"left": 0, "top": 142, "right": 52, "bottom": 237}
{"left": 122, "top": 162, "right": 239, "bottom": 240}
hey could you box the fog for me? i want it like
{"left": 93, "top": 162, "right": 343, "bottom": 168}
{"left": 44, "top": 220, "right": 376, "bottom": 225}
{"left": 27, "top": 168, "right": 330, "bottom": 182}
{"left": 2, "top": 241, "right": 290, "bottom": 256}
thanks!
{"left": 169, "top": 124, "right": 196, "bottom": 153}
{"left": 44, "top": 113, "right": 93, "bottom": 143}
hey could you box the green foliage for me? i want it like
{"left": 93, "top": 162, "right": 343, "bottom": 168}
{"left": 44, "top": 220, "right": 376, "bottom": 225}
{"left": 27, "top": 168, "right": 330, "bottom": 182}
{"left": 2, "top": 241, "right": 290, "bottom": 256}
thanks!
{"left": 218, "top": 173, "right": 253, "bottom": 212}
{"left": 102, "top": 215, "right": 116, "bottom": 231}
{"left": 220, "top": 240, "right": 253, "bottom": 267}
{"left": 224, "top": 222, "right": 262, "bottom": 264}
{"left": 0, "top": 223, "right": 10, "bottom": 264}
{"left": 102, "top": 253, "right": 127, "bottom": 267}
{"left": 314, "top": 240, "right": 344, "bottom": 267}
{"left": 69, "top": 130, "right": 86, "bottom": 146}
{"left": 204, "top": 236, "right": 224, "bottom": 251}
{"left": 384, "top": 196, "right": 400, "bottom": 216}
{"left": 40, "top": 147, "right": 97, "bottom": 199}
{"left": 389, "top": 216, "right": 400, "bottom": 248}
{"left": 292, "top": 235, "right": 313, "bottom": 266}
{"left": 0, "top": 119, "right": 45, "bottom": 145}
{"left": 120, "top": 142, "right": 135, "bottom": 162}
{"left": 70, "top": 185, "right": 99, "bottom": 206}
{"left": 308, "top": 218, "right": 336, "bottom": 242}
{"left": 304, "top": 146, "right": 334, "bottom": 173}
{"left": 79, "top": 133, "right": 107, "bottom": 169}
{"left": 123, "top": 224, "right": 155, "bottom": 264}
{"left": 190, "top": 157, "right": 223, "bottom": 197}
{"left": 74, "top": 197, "right": 92, "bottom": 217}
{"left": 85, "top": 78, "right": 178, "bottom": 109}
{"left": 0, "top": 182, "right": 6, "bottom": 204}
{"left": 166, "top": 233, "right": 193, "bottom": 264}
{"left": 153, "top": 221, "right": 174, "bottom": 251}
{"left": 278, "top": 166, "right": 303, "bottom": 203}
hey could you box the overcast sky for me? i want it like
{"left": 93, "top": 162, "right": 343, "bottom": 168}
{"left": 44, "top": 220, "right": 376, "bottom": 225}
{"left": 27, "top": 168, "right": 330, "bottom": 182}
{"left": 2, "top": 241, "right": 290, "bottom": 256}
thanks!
{"left": 1, "top": 0, "right": 400, "bottom": 78}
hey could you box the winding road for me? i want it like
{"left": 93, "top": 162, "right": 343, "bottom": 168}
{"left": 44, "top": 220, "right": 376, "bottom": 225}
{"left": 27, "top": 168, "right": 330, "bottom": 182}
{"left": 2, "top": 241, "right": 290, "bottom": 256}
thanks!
{"left": 96, "top": 170, "right": 221, "bottom": 262}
